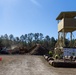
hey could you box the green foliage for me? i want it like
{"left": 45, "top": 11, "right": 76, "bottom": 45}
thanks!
{"left": 0, "top": 33, "right": 57, "bottom": 49}
{"left": 49, "top": 51, "right": 53, "bottom": 57}
{"left": 55, "top": 54, "right": 59, "bottom": 59}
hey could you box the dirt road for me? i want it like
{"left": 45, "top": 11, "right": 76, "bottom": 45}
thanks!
{"left": 0, "top": 55, "right": 76, "bottom": 75}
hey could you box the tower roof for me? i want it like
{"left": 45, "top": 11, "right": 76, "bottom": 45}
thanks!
{"left": 56, "top": 11, "right": 76, "bottom": 20}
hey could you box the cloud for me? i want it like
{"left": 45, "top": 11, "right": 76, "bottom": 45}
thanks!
{"left": 30, "top": 0, "right": 41, "bottom": 7}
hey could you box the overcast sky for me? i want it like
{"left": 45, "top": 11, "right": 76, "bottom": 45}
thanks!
{"left": 0, "top": 0, "right": 76, "bottom": 38}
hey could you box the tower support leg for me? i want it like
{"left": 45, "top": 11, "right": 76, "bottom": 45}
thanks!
{"left": 70, "top": 32, "right": 72, "bottom": 47}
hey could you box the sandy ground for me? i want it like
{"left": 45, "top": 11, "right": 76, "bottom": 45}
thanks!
{"left": 0, "top": 55, "right": 76, "bottom": 75}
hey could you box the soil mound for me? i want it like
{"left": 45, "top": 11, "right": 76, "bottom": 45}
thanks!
{"left": 30, "top": 44, "right": 49, "bottom": 55}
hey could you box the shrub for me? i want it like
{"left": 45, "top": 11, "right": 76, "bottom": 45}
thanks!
{"left": 55, "top": 54, "right": 59, "bottom": 59}
{"left": 49, "top": 51, "right": 53, "bottom": 57}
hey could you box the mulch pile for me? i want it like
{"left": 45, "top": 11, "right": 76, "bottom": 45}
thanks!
{"left": 30, "top": 44, "right": 49, "bottom": 55}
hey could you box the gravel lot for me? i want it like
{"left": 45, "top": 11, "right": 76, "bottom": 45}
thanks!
{"left": 0, "top": 55, "right": 76, "bottom": 75}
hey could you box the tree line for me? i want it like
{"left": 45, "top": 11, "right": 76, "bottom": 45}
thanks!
{"left": 1, "top": 33, "right": 76, "bottom": 50}
{"left": 0, "top": 33, "right": 57, "bottom": 50}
